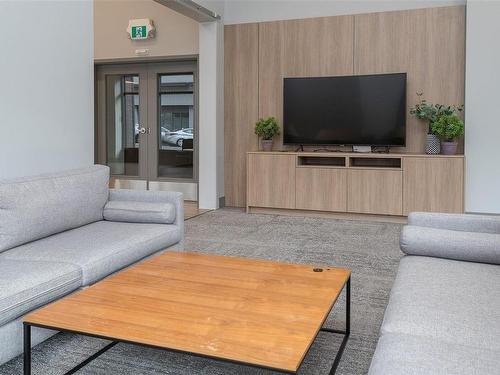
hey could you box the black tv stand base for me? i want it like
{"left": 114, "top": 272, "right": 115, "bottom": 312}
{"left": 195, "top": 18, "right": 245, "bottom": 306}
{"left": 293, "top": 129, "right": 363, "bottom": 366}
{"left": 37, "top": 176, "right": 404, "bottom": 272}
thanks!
{"left": 371, "top": 146, "right": 391, "bottom": 153}
{"left": 292, "top": 145, "right": 392, "bottom": 153}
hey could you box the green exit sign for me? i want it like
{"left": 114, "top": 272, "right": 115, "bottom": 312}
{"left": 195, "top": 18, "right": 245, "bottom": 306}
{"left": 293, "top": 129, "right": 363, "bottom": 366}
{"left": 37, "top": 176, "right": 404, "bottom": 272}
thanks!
{"left": 127, "top": 19, "right": 155, "bottom": 40}
{"left": 131, "top": 25, "right": 147, "bottom": 40}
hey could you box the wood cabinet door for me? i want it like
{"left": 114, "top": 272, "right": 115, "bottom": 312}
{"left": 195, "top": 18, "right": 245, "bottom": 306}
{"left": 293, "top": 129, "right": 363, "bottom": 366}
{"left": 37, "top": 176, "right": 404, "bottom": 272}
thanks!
{"left": 247, "top": 154, "right": 296, "bottom": 209}
{"left": 403, "top": 157, "right": 464, "bottom": 215}
{"left": 348, "top": 169, "right": 403, "bottom": 215}
{"left": 296, "top": 168, "right": 347, "bottom": 212}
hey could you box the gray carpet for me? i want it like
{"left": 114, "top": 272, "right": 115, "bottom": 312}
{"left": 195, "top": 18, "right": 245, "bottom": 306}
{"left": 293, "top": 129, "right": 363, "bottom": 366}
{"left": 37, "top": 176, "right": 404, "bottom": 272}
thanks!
{"left": 0, "top": 208, "right": 403, "bottom": 375}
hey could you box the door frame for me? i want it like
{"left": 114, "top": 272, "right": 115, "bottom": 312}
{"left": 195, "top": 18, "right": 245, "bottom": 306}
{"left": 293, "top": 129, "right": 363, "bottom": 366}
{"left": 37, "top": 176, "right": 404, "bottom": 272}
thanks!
{"left": 96, "top": 64, "right": 149, "bottom": 181}
{"left": 146, "top": 61, "right": 199, "bottom": 184}
{"left": 95, "top": 59, "right": 199, "bottom": 190}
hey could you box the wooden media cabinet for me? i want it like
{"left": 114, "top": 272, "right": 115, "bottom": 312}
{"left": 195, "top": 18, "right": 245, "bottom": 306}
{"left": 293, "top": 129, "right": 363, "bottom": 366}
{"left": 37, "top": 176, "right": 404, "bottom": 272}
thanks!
{"left": 246, "top": 152, "right": 464, "bottom": 220}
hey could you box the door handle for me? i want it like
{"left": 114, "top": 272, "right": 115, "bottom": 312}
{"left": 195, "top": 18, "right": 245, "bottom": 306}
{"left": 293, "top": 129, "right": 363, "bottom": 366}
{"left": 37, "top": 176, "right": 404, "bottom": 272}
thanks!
{"left": 138, "top": 127, "right": 146, "bottom": 134}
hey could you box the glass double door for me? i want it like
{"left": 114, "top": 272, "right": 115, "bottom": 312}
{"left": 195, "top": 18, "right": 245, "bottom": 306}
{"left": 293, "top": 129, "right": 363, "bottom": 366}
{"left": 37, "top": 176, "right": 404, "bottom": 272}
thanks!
{"left": 96, "top": 61, "right": 198, "bottom": 199}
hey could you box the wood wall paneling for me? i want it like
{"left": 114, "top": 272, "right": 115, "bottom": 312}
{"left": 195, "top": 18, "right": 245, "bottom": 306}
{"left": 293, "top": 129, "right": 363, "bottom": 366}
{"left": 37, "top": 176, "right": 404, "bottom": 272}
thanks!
{"left": 258, "top": 16, "right": 355, "bottom": 150}
{"left": 403, "top": 157, "right": 464, "bottom": 214}
{"left": 224, "top": 23, "right": 259, "bottom": 207}
{"left": 247, "top": 154, "right": 296, "bottom": 209}
{"left": 354, "top": 6, "right": 465, "bottom": 153}
{"left": 225, "top": 6, "right": 465, "bottom": 207}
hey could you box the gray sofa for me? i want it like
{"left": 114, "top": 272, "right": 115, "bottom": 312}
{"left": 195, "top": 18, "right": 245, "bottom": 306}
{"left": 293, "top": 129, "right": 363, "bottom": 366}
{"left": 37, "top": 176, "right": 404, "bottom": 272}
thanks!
{"left": 369, "top": 212, "right": 500, "bottom": 375}
{"left": 0, "top": 165, "right": 184, "bottom": 365}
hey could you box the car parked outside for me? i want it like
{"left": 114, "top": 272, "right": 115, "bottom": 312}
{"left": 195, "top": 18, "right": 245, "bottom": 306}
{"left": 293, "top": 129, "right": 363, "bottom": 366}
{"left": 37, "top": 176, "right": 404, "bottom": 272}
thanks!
{"left": 164, "top": 128, "right": 193, "bottom": 147}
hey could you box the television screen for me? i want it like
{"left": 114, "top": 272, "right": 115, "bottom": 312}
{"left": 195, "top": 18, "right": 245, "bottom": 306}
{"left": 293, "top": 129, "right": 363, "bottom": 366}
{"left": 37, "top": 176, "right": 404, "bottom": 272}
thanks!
{"left": 283, "top": 73, "right": 406, "bottom": 146}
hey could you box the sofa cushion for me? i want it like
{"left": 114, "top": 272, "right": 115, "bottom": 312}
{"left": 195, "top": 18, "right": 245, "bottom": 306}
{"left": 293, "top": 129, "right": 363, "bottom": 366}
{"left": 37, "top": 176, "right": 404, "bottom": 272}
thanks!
{"left": 381, "top": 256, "right": 500, "bottom": 351}
{"left": 1, "top": 221, "right": 181, "bottom": 285}
{"left": 408, "top": 212, "right": 500, "bottom": 234}
{"left": 0, "top": 260, "right": 82, "bottom": 326}
{"left": 103, "top": 200, "right": 176, "bottom": 224}
{"left": 401, "top": 225, "right": 500, "bottom": 265}
{"left": 0, "top": 165, "right": 109, "bottom": 253}
{"left": 368, "top": 333, "right": 500, "bottom": 375}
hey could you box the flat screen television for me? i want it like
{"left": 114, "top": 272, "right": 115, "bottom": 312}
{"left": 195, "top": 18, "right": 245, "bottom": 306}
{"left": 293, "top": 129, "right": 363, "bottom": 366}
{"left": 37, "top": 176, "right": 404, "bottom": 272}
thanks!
{"left": 283, "top": 73, "right": 406, "bottom": 146}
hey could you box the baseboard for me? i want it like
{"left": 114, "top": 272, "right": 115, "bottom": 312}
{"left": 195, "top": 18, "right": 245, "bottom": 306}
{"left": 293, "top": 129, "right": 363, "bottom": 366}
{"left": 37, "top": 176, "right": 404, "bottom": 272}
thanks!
{"left": 219, "top": 196, "right": 225, "bottom": 208}
{"left": 247, "top": 207, "right": 408, "bottom": 224}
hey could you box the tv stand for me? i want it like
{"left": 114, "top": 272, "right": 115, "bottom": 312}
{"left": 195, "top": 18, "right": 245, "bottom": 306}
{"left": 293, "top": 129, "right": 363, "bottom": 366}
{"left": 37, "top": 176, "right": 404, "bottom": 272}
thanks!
{"left": 246, "top": 151, "right": 464, "bottom": 220}
{"left": 295, "top": 145, "right": 304, "bottom": 152}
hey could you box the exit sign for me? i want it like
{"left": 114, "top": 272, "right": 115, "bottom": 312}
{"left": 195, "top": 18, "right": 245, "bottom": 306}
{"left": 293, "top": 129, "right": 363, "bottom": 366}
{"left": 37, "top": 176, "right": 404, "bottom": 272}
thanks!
{"left": 131, "top": 25, "right": 147, "bottom": 40}
{"left": 127, "top": 19, "right": 155, "bottom": 40}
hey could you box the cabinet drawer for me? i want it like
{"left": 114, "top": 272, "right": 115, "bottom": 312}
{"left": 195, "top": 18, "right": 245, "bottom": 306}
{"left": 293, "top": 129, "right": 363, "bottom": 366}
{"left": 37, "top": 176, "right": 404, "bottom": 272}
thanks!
{"left": 296, "top": 168, "right": 347, "bottom": 212}
{"left": 348, "top": 169, "right": 403, "bottom": 215}
{"left": 403, "top": 157, "right": 464, "bottom": 214}
{"left": 247, "top": 154, "right": 296, "bottom": 209}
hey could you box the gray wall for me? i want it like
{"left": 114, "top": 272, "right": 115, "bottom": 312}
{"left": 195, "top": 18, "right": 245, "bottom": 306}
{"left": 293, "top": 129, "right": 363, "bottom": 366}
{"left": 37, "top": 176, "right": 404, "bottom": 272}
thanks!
{"left": 0, "top": 1, "right": 94, "bottom": 180}
{"left": 465, "top": 1, "right": 500, "bottom": 214}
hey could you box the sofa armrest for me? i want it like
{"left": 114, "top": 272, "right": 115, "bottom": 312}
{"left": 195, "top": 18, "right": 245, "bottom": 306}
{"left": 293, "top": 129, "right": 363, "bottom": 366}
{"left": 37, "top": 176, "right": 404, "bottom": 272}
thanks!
{"left": 400, "top": 225, "right": 500, "bottom": 265}
{"left": 108, "top": 189, "right": 184, "bottom": 245}
{"left": 408, "top": 212, "right": 500, "bottom": 234}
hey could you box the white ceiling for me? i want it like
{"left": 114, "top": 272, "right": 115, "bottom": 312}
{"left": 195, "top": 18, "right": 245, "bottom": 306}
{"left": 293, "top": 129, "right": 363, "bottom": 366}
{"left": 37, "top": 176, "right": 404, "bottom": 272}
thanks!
{"left": 222, "top": 0, "right": 466, "bottom": 25}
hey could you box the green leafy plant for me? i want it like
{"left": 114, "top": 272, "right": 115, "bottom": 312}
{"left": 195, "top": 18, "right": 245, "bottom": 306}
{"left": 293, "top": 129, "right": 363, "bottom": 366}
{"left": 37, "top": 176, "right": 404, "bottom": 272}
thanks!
{"left": 255, "top": 117, "right": 280, "bottom": 140}
{"left": 409, "top": 93, "right": 463, "bottom": 134}
{"left": 431, "top": 114, "right": 464, "bottom": 142}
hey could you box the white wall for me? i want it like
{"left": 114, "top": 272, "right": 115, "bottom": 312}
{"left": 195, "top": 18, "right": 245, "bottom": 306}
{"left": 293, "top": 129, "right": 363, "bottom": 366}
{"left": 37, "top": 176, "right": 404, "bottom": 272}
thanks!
{"left": 216, "top": 19, "right": 225, "bottom": 205}
{"left": 223, "top": 0, "right": 464, "bottom": 24}
{"left": 198, "top": 20, "right": 225, "bottom": 209}
{"left": 0, "top": 1, "right": 94, "bottom": 180}
{"left": 465, "top": 1, "right": 500, "bottom": 214}
{"left": 193, "top": 0, "right": 225, "bottom": 209}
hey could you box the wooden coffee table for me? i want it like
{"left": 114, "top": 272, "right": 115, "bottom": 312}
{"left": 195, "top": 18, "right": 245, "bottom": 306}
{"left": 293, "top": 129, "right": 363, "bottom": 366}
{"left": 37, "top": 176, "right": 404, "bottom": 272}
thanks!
{"left": 23, "top": 252, "right": 351, "bottom": 374}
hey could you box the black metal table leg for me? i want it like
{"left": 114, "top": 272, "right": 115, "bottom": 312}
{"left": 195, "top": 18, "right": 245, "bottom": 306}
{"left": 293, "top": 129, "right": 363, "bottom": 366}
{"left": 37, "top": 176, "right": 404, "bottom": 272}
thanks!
{"left": 319, "top": 276, "right": 350, "bottom": 375}
{"left": 346, "top": 276, "right": 351, "bottom": 335}
{"left": 22, "top": 322, "right": 117, "bottom": 375}
{"left": 328, "top": 276, "right": 350, "bottom": 374}
{"left": 24, "top": 323, "right": 31, "bottom": 375}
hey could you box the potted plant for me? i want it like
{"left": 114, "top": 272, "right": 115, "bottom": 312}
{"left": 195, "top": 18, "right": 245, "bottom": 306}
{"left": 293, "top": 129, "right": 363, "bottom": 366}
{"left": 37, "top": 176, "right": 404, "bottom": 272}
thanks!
{"left": 431, "top": 114, "right": 464, "bottom": 155}
{"left": 255, "top": 117, "right": 280, "bottom": 151}
{"left": 409, "top": 93, "right": 463, "bottom": 154}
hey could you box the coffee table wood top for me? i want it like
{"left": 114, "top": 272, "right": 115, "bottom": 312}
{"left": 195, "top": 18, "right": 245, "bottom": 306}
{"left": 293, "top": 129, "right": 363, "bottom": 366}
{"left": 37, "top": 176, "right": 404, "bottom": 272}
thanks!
{"left": 24, "top": 252, "right": 350, "bottom": 372}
